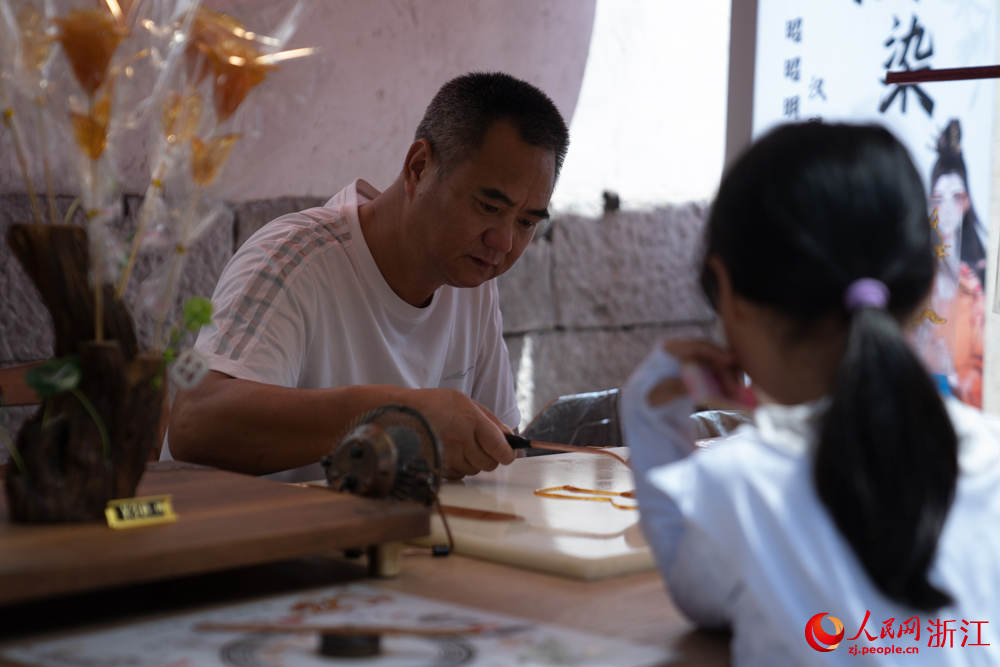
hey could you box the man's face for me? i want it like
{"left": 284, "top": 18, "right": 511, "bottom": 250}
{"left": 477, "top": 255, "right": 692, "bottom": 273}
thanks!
{"left": 411, "top": 120, "right": 556, "bottom": 289}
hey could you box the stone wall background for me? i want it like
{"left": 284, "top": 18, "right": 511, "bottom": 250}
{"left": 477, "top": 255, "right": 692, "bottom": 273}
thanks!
{"left": 499, "top": 203, "right": 715, "bottom": 423}
{"left": 0, "top": 194, "right": 714, "bottom": 456}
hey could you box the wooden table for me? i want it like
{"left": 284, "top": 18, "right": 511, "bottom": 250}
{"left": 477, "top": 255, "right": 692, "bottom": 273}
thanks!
{"left": 0, "top": 461, "right": 730, "bottom": 665}
{"left": 386, "top": 549, "right": 731, "bottom": 664}
{"left": 0, "top": 551, "right": 730, "bottom": 666}
{"left": 0, "top": 462, "right": 430, "bottom": 604}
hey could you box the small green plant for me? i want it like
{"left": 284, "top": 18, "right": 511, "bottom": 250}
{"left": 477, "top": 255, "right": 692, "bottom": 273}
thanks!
{"left": 26, "top": 356, "right": 110, "bottom": 458}
{"left": 155, "top": 296, "right": 214, "bottom": 388}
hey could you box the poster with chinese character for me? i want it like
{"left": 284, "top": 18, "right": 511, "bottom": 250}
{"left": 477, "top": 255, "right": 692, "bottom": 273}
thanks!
{"left": 749, "top": 0, "right": 997, "bottom": 407}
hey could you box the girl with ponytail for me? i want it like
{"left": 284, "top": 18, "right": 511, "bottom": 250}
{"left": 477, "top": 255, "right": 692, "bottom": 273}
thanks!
{"left": 622, "top": 122, "right": 1000, "bottom": 665}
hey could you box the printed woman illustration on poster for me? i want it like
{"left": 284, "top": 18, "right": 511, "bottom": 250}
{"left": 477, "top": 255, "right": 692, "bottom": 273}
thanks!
{"left": 918, "top": 120, "right": 986, "bottom": 407}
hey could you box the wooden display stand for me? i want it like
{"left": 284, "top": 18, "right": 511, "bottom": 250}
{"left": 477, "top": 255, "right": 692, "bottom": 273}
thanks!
{"left": 0, "top": 462, "right": 430, "bottom": 605}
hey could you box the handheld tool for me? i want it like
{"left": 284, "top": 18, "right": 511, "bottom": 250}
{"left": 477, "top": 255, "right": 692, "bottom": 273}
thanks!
{"left": 504, "top": 433, "right": 629, "bottom": 467}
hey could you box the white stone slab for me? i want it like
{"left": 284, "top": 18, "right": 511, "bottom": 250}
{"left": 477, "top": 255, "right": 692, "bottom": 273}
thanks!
{"left": 414, "top": 449, "right": 650, "bottom": 580}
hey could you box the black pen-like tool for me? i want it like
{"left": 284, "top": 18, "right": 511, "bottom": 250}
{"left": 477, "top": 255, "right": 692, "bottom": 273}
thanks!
{"left": 504, "top": 432, "right": 629, "bottom": 466}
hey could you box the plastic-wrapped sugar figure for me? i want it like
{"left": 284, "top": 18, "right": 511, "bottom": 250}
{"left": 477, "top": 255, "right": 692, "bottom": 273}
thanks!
{"left": 169, "top": 348, "right": 209, "bottom": 390}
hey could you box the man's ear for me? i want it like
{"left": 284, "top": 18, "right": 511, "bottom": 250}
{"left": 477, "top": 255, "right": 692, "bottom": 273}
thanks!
{"left": 403, "top": 139, "right": 433, "bottom": 197}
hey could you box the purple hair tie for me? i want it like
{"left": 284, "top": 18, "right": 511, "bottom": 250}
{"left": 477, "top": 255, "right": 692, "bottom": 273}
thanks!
{"left": 844, "top": 278, "right": 889, "bottom": 312}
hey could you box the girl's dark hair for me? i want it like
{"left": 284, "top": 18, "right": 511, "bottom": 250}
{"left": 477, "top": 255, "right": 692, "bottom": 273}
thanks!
{"left": 702, "top": 123, "right": 958, "bottom": 610}
{"left": 931, "top": 119, "right": 986, "bottom": 284}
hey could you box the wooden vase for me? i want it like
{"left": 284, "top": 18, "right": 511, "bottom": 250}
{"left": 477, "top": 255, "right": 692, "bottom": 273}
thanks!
{"left": 4, "top": 224, "right": 165, "bottom": 522}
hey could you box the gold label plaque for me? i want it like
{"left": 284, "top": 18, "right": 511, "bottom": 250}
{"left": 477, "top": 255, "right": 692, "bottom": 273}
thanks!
{"left": 105, "top": 494, "right": 177, "bottom": 529}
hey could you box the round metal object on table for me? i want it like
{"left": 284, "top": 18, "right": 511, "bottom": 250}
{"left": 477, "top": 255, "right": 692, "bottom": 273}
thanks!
{"left": 317, "top": 632, "right": 382, "bottom": 657}
{"left": 322, "top": 405, "right": 443, "bottom": 506}
{"left": 323, "top": 423, "right": 398, "bottom": 497}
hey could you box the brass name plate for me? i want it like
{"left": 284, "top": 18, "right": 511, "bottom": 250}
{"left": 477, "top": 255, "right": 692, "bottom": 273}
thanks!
{"left": 105, "top": 494, "right": 177, "bottom": 529}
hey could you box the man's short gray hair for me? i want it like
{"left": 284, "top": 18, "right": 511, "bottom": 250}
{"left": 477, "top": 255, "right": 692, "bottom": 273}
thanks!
{"left": 414, "top": 72, "right": 569, "bottom": 178}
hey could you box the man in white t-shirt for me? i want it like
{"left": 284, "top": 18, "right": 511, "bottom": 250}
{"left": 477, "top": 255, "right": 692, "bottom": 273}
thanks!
{"left": 167, "top": 72, "right": 569, "bottom": 482}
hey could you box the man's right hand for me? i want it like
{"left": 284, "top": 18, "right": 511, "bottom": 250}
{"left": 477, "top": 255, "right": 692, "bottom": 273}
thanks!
{"left": 170, "top": 374, "right": 516, "bottom": 478}
{"left": 404, "top": 388, "right": 516, "bottom": 479}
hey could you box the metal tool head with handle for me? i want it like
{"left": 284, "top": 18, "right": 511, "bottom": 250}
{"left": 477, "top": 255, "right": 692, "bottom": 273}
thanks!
{"left": 322, "top": 404, "right": 443, "bottom": 506}
{"left": 322, "top": 404, "right": 454, "bottom": 557}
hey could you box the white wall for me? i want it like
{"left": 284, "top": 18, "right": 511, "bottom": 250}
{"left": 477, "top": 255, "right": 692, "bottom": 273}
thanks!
{"left": 551, "top": 0, "right": 732, "bottom": 213}
{"left": 0, "top": 0, "right": 597, "bottom": 200}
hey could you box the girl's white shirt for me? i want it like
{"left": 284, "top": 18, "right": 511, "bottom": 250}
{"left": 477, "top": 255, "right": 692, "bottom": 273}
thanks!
{"left": 621, "top": 345, "right": 1000, "bottom": 666}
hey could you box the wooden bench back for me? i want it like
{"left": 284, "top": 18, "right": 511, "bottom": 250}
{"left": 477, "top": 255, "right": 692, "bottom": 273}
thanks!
{"left": 0, "top": 361, "right": 167, "bottom": 463}
{"left": 0, "top": 362, "right": 42, "bottom": 407}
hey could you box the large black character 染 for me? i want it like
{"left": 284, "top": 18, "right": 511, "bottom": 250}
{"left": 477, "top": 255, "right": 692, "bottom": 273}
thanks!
{"left": 880, "top": 14, "right": 935, "bottom": 116}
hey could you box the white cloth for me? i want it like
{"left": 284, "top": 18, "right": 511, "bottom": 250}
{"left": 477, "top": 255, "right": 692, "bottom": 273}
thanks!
{"left": 163, "top": 179, "right": 519, "bottom": 481}
{"left": 621, "top": 344, "right": 1000, "bottom": 666}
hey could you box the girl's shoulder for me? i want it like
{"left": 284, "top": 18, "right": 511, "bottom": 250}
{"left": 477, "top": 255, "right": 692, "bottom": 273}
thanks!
{"left": 652, "top": 400, "right": 829, "bottom": 522}
{"left": 658, "top": 419, "right": 813, "bottom": 519}
{"left": 688, "top": 399, "right": 825, "bottom": 475}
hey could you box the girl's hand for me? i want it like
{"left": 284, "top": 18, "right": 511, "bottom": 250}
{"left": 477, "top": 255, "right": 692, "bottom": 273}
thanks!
{"left": 653, "top": 339, "right": 751, "bottom": 410}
